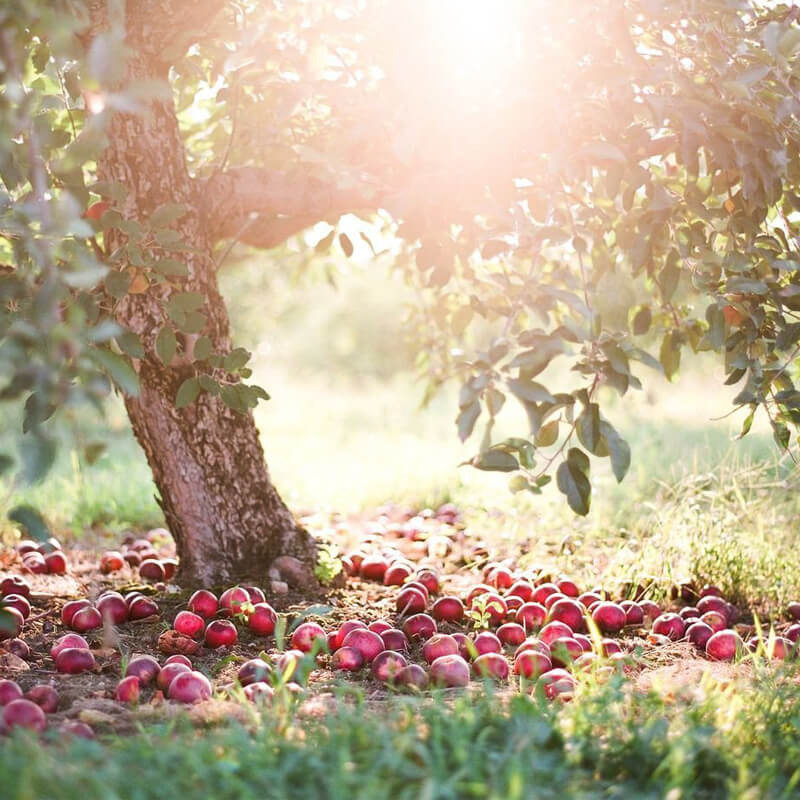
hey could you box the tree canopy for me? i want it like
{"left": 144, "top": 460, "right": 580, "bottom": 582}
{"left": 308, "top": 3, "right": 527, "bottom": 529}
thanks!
{"left": 3, "top": 0, "right": 800, "bottom": 534}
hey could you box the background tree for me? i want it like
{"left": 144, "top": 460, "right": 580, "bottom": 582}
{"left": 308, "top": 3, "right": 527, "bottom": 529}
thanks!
{"left": 2, "top": 0, "right": 800, "bottom": 585}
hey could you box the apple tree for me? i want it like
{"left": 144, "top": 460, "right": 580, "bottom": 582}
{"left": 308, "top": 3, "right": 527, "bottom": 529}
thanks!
{"left": 2, "top": 0, "right": 800, "bottom": 590}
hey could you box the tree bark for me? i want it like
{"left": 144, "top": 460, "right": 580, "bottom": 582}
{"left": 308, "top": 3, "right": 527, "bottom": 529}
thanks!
{"left": 92, "top": 7, "right": 317, "bottom": 589}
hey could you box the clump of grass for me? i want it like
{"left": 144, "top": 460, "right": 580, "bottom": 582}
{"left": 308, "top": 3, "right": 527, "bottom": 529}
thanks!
{"left": 5, "top": 674, "right": 800, "bottom": 799}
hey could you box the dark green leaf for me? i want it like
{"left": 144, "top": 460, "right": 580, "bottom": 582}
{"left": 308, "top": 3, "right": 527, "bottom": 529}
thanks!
{"left": 91, "top": 349, "right": 140, "bottom": 395}
{"left": 577, "top": 403, "right": 602, "bottom": 453}
{"left": 175, "top": 377, "right": 201, "bottom": 409}
{"left": 599, "top": 421, "right": 631, "bottom": 482}
{"left": 457, "top": 401, "right": 481, "bottom": 442}
{"left": 194, "top": 336, "right": 212, "bottom": 361}
{"left": 8, "top": 504, "right": 50, "bottom": 540}
{"left": 117, "top": 331, "right": 144, "bottom": 359}
{"left": 18, "top": 433, "right": 56, "bottom": 485}
{"left": 472, "top": 450, "right": 519, "bottom": 472}
{"left": 508, "top": 378, "right": 556, "bottom": 404}
{"left": 224, "top": 348, "right": 250, "bottom": 372}
{"left": 155, "top": 326, "right": 177, "bottom": 365}
{"left": 556, "top": 459, "right": 591, "bottom": 516}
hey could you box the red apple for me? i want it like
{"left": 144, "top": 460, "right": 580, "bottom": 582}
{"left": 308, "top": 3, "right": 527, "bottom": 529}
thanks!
{"left": 497, "top": 622, "right": 526, "bottom": 647}
{"left": 168, "top": 670, "right": 212, "bottom": 703}
{"left": 44, "top": 551, "right": 67, "bottom": 574}
{"left": 125, "top": 654, "right": 161, "bottom": 685}
{"left": 430, "top": 654, "right": 470, "bottom": 687}
{"left": 3, "top": 594, "right": 30, "bottom": 620}
{"left": 395, "top": 663, "right": 429, "bottom": 690}
{"left": 549, "top": 637, "right": 583, "bottom": 668}
{"left": 164, "top": 654, "right": 193, "bottom": 668}
{"left": 699, "top": 611, "right": 726, "bottom": 633}
{"left": 513, "top": 650, "right": 552, "bottom": 679}
{"left": 174, "top": 611, "right": 205, "bottom": 639}
{"left": 247, "top": 603, "right": 277, "bottom": 636}
{"left": 516, "top": 602, "right": 547, "bottom": 632}
{"left": 431, "top": 596, "right": 464, "bottom": 623}
{"left": 620, "top": 601, "right": 644, "bottom": 626}
{"left": 506, "top": 580, "right": 535, "bottom": 602}
{"left": 55, "top": 647, "right": 96, "bottom": 674}
{"left": 1, "top": 576, "right": 31, "bottom": 598}
{"left": 25, "top": 685, "right": 59, "bottom": 713}
{"left": 342, "top": 628, "right": 385, "bottom": 663}
{"left": 332, "top": 646, "right": 364, "bottom": 671}
{"left": 543, "top": 592, "right": 567, "bottom": 611}
{"left": 370, "top": 650, "right": 408, "bottom": 683}
{"left": 402, "top": 613, "right": 437, "bottom": 641}
{"left": 539, "top": 621, "right": 573, "bottom": 646}
{"left": 61, "top": 720, "right": 95, "bottom": 739}
{"left": 451, "top": 632, "right": 474, "bottom": 660}
{"left": 204, "top": 619, "right": 238, "bottom": 648}
{"left": 188, "top": 590, "right": 218, "bottom": 619}
{"left": 700, "top": 584, "right": 723, "bottom": 598}
{"left": 466, "top": 584, "right": 492, "bottom": 604}
{"left": 114, "top": 675, "right": 140, "bottom": 704}
{"left": 787, "top": 602, "right": 800, "bottom": 621}
{"left": 333, "top": 620, "right": 367, "bottom": 649}
{"left": 600, "top": 638, "right": 622, "bottom": 656}
{"left": 70, "top": 606, "right": 102, "bottom": 633}
{"left": 556, "top": 579, "right": 580, "bottom": 598}
{"left": 472, "top": 652, "right": 509, "bottom": 680}
{"left": 99, "top": 551, "right": 125, "bottom": 574}
{"left": 591, "top": 602, "right": 627, "bottom": 635}
{"left": 638, "top": 600, "right": 661, "bottom": 620}
{"left": 359, "top": 555, "right": 388, "bottom": 582}
{"left": 547, "top": 598, "right": 585, "bottom": 632}
{"left": 243, "top": 682, "right": 274, "bottom": 704}
{"left": 538, "top": 668, "right": 576, "bottom": 700}
{"left": 219, "top": 586, "right": 250, "bottom": 616}
{"left": 16, "top": 541, "right": 39, "bottom": 557}
{"left": 384, "top": 563, "right": 413, "bottom": 586}
{"left": 128, "top": 596, "right": 160, "bottom": 620}
{"left": 403, "top": 581, "right": 430, "bottom": 601}
{"left": 415, "top": 570, "right": 440, "bottom": 595}
{"left": 705, "top": 630, "right": 744, "bottom": 661}
{"left": 290, "top": 621, "right": 327, "bottom": 653}
{"left": 396, "top": 587, "right": 427, "bottom": 616}
{"left": 473, "top": 631, "right": 502, "bottom": 656}
{"left": 686, "top": 621, "right": 714, "bottom": 650}
{"left": 161, "top": 559, "right": 178, "bottom": 580}
{"left": 5, "top": 637, "right": 29, "bottom": 659}
{"left": 50, "top": 633, "right": 89, "bottom": 661}
{"left": 22, "top": 553, "right": 48, "bottom": 574}
{"left": 697, "top": 595, "right": 728, "bottom": 618}
{"left": 531, "top": 583, "right": 560, "bottom": 605}
{"left": 123, "top": 552, "right": 142, "bottom": 567}
{"left": 234, "top": 657, "right": 271, "bottom": 687}
{"left": 488, "top": 566, "right": 514, "bottom": 590}
{"left": 61, "top": 599, "right": 92, "bottom": 627}
{"left": 157, "top": 662, "right": 191, "bottom": 691}
{"left": 0, "top": 679, "right": 23, "bottom": 705}
{"left": 652, "top": 613, "right": 686, "bottom": 640}
{"left": 579, "top": 592, "right": 603, "bottom": 608}
{"left": 380, "top": 628, "right": 410, "bottom": 652}
{"left": 574, "top": 633, "right": 593, "bottom": 652}
{"left": 422, "top": 634, "right": 459, "bottom": 664}
{"left": 139, "top": 559, "right": 166, "bottom": 582}
{"left": 3, "top": 698, "right": 46, "bottom": 732}
{"left": 504, "top": 596, "right": 524, "bottom": 614}
{"left": 97, "top": 593, "right": 128, "bottom": 625}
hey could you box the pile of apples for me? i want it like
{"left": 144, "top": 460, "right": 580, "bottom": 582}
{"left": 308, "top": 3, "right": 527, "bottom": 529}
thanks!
{"left": 99, "top": 529, "right": 177, "bottom": 582}
{"left": 0, "top": 677, "right": 93, "bottom": 738}
{"left": 16, "top": 538, "right": 67, "bottom": 576}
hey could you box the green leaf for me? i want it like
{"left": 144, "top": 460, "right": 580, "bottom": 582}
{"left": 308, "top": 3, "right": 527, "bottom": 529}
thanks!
{"left": 105, "top": 270, "right": 131, "bottom": 299}
{"left": 0, "top": 608, "right": 19, "bottom": 637}
{"left": 155, "top": 229, "right": 184, "bottom": 248}
{"left": 175, "top": 377, "right": 201, "bottom": 409}
{"left": 152, "top": 258, "right": 188, "bottom": 277}
{"left": 457, "top": 401, "right": 480, "bottom": 442}
{"left": 178, "top": 311, "right": 207, "bottom": 334}
{"left": 659, "top": 332, "right": 681, "bottom": 380}
{"left": 91, "top": 349, "right": 140, "bottom": 395}
{"left": 150, "top": 203, "right": 189, "bottom": 228}
{"left": 576, "top": 403, "right": 602, "bottom": 453}
{"left": 224, "top": 347, "right": 250, "bottom": 372}
{"left": 18, "top": 433, "right": 56, "bottom": 485}
{"left": 117, "top": 331, "right": 144, "bottom": 359}
{"left": 658, "top": 260, "right": 681, "bottom": 302}
{"left": 599, "top": 421, "right": 631, "bottom": 482}
{"left": 471, "top": 450, "right": 519, "bottom": 472}
{"left": 194, "top": 336, "right": 212, "bottom": 361}
{"left": 8, "top": 504, "right": 50, "bottom": 540}
{"left": 168, "top": 292, "right": 204, "bottom": 316}
{"left": 155, "top": 326, "right": 177, "bottom": 365}
{"left": 556, "top": 458, "right": 591, "bottom": 516}
{"left": 508, "top": 379, "right": 556, "bottom": 404}
{"left": 535, "top": 419, "right": 559, "bottom": 447}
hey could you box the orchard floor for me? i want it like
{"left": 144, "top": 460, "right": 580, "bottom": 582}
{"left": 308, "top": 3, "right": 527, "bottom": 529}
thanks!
{"left": 5, "top": 503, "right": 800, "bottom": 799}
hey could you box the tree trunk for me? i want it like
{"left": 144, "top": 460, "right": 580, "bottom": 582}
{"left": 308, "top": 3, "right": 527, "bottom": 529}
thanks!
{"left": 93, "top": 21, "right": 317, "bottom": 588}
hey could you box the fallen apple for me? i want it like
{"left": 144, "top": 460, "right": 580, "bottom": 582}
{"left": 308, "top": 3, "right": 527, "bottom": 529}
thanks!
{"left": 341, "top": 628, "right": 385, "bottom": 663}
{"left": 168, "top": 670, "right": 212, "bottom": 703}
{"left": 370, "top": 650, "right": 408, "bottom": 683}
{"left": 472, "top": 652, "right": 509, "bottom": 680}
{"left": 248, "top": 603, "right": 278, "bottom": 636}
{"left": 187, "top": 589, "right": 218, "bottom": 619}
{"left": 332, "top": 646, "right": 364, "bottom": 671}
{"left": 55, "top": 647, "right": 96, "bottom": 674}
{"left": 0, "top": 576, "right": 31, "bottom": 598}
{"left": 96, "top": 593, "right": 129, "bottom": 625}
{"left": 0, "top": 679, "right": 23, "bottom": 705}
{"left": 204, "top": 619, "right": 238, "bottom": 648}
{"left": 25, "top": 685, "right": 59, "bottom": 713}
{"left": 125, "top": 654, "right": 161, "bottom": 685}
{"left": 128, "top": 596, "right": 160, "bottom": 620}
{"left": 429, "top": 654, "right": 470, "bottom": 687}
{"left": 402, "top": 613, "right": 437, "bottom": 641}
{"left": 515, "top": 602, "right": 547, "bottom": 632}
{"left": 3, "top": 698, "right": 46, "bottom": 732}
{"left": 173, "top": 610, "right": 205, "bottom": 639}
{"left": 652, "top": 613, "right": 686, "bottom": 640}
{"left": 591, "top": 602, "right": 627, "bottom": 635}
{"left": 70, "top": 606, "right": 103, "bottom": 633}
{"left": 158, "top": 662, "right": 191, "bottom": 692}
{"left": 705, "top": 629, "right": 744, "bottom": 662}
{"left": 219, "top": 586, "right": 250, "bottom": 616}
{"left": 114, "top": 675, "right": 141, "bottom": 704}
{"left": 61, "top": 599, "right": 92, "bottom": 627}
{"left": 431, "top": 596, "right": 464, "bottom": 623}
{"left": 395, "top": 663, "right": 429, "bottom": 690}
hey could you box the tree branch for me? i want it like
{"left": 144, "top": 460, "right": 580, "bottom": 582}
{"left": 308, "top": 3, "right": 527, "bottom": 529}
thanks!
{"left": 201, "top": 167, "right": 381, "bottom": 250}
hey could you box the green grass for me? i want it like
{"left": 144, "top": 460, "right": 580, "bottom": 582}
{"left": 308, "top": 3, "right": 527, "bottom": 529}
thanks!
{"left": 4, "top": 674, "right": 800, "bottom": 799}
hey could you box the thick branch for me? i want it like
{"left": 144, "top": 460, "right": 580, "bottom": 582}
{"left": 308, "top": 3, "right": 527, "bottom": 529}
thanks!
{"left": 202, "top": 167, "right": 381, "bottom": 249}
